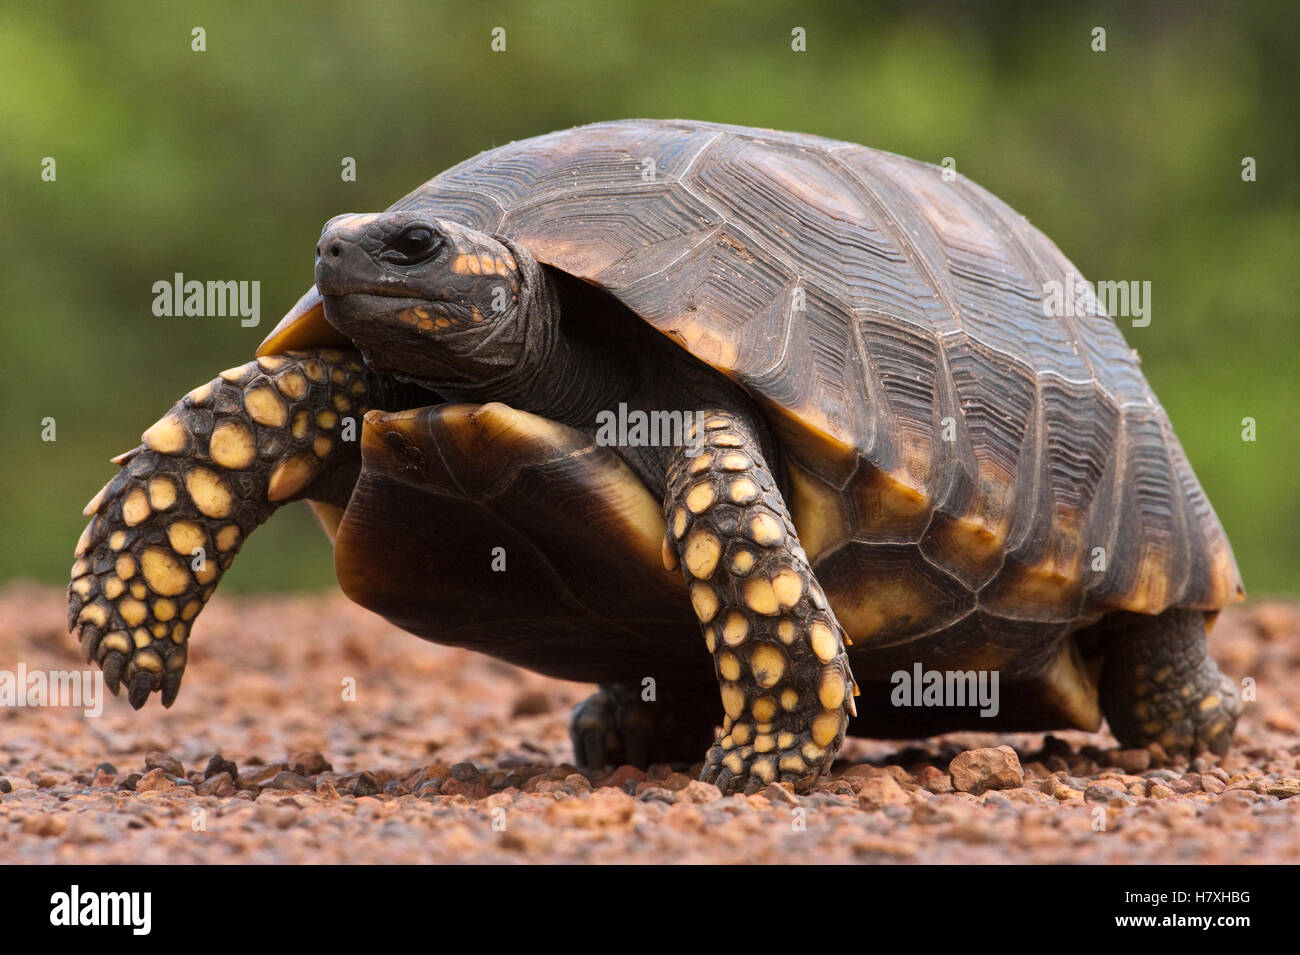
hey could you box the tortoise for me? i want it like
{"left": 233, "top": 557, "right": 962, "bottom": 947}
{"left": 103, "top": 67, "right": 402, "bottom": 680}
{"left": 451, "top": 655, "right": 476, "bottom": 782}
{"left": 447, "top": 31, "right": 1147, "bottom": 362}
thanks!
{"left": 68, "top": 119, "right": 1244, "bottom": 795}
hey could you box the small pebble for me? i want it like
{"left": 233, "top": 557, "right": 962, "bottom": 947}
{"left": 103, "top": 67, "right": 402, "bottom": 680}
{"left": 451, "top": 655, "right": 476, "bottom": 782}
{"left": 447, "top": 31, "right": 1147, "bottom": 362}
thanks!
{"left": 949, "top": 746, "right": 1024, "bottom": 795}
{"left": 144, "top": 751, "right": 185, "bottom": 777}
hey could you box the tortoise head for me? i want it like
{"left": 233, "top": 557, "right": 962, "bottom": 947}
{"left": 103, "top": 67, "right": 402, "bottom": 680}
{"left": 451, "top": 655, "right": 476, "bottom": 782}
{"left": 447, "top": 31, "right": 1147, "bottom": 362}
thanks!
{"left": 259, "top": 213, "right": 536, "bottom": 395}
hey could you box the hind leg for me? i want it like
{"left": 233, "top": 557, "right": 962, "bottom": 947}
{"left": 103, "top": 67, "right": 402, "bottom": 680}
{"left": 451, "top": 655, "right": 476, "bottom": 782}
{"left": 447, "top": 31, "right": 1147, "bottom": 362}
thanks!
{"left": 570, "top": 683, "right": 717, "bottom": 770}
{"left": 1099, "top": 608, "right": 1241, "bottom": 756}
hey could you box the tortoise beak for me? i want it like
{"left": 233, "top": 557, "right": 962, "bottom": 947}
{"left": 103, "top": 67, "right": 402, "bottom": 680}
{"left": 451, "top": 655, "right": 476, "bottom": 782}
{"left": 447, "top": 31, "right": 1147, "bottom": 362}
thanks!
{"left": 255, "top": 285, "right": 353, "bottom": 357}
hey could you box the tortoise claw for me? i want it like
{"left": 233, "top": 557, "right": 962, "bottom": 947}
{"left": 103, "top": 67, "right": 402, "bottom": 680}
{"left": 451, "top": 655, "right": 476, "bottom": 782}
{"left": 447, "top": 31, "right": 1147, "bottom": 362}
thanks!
{"left": 127, "top": 671, "right": 157, "bottom": 710}
{"left": 78, "top": 625, "right": 103, "bottom": 663}
{"left": 161, "top": 671, "right": 183, "bottom": 708}
{"left": 570, "top": 691, "right": 615, "bottom": 769}
{"left": 699, "top": 741, "right": 726, "bottom": 785}
{"left": 707, "top": 764, "right": 736, "bottom": 792}
{"left": 101, "top": 651, "right": 126, "bottom": 695}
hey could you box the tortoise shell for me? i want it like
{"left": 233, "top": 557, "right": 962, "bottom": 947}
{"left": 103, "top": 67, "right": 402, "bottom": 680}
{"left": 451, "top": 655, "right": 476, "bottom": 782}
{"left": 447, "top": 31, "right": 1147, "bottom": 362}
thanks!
{"left": 319, "top": 119, "right": 1242, "bottom": 732}
{"left": 383, "top": 119, "right": 1240, "bottom": 605}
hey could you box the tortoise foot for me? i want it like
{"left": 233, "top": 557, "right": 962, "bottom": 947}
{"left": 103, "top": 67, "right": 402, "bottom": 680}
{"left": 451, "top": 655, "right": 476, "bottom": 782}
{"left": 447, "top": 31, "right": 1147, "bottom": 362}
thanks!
{"left": 570, "top": 683, "right": 714, "bottom": 771}
{"left": 1101, "top": 608, "right": 1242, "bottom": 758}
{"left": 699, "top": 722, "right": 834, "bottom": 796}
{"left": 1116, "top": 669, "right": 1242, "bottom": 757}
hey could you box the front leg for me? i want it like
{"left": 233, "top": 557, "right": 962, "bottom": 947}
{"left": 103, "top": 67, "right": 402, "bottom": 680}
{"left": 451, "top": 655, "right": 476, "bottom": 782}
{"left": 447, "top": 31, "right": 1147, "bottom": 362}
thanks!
{"left": 662, "top": 410, "right": 856, "bottom": 795}
{"left": 68, "top": 350, "right": 418, "bottom": 708}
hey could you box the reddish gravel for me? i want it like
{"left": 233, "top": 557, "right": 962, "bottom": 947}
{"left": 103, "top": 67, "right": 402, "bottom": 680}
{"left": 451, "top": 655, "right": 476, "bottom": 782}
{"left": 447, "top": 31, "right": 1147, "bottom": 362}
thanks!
{"left": 1, "top": 582, "right": 1297, "bottom": 864}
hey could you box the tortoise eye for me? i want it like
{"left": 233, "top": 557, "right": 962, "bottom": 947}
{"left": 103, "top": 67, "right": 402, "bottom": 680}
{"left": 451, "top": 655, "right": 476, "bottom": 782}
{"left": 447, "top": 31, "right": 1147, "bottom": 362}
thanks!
{"left": 382, "top": 226, "right": 441, "bottom": 264}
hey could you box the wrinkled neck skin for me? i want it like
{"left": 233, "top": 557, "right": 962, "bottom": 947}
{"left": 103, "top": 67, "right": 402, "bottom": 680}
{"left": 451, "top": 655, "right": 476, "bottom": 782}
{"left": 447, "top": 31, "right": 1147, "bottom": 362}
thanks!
{"left": 379, "top": 242, "right": 779, "bottom": 498}
{"left": 406, "top": 241, "right": 636, "bottom": 428}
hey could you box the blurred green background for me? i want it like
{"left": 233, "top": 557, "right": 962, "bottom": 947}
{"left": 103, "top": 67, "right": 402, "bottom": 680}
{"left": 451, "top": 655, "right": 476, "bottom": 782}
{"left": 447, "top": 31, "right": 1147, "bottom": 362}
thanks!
{"left": 2, "top": 0, "right": 1296, "bottom": 595}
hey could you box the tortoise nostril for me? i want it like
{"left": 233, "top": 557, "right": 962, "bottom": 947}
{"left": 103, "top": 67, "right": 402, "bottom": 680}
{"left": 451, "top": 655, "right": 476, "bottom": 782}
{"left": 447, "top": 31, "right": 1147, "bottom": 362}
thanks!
{"left": 328, "top": 243, "right": 342, "bottom": 259}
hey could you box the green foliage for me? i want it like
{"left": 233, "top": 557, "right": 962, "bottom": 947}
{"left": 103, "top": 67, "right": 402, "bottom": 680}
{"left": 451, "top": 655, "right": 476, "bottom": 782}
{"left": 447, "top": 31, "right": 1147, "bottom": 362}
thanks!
{"left": 3, "top": 0, "right": 1296, "bottom": 594}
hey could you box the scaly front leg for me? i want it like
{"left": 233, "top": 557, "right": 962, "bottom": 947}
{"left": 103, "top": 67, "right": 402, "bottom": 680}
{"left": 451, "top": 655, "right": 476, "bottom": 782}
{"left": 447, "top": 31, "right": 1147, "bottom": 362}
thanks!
{"left": 67, "top": 350, "right": 411, "bottom": 708}
{"left": 662, "top": 410, "right": 856, "bottom": 794}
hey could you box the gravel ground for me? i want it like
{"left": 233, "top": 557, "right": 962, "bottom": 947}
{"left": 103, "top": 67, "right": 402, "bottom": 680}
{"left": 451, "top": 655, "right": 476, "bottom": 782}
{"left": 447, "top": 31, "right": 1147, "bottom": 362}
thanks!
{"left": 2, "top": 582, "right": 1297, "bottom": 864}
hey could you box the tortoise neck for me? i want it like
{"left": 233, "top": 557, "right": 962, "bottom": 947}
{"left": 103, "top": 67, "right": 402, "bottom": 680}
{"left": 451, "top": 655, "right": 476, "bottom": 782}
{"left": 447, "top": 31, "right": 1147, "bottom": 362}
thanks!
{"left": 435, "top": 244, "right": 636, "bottom": 428}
